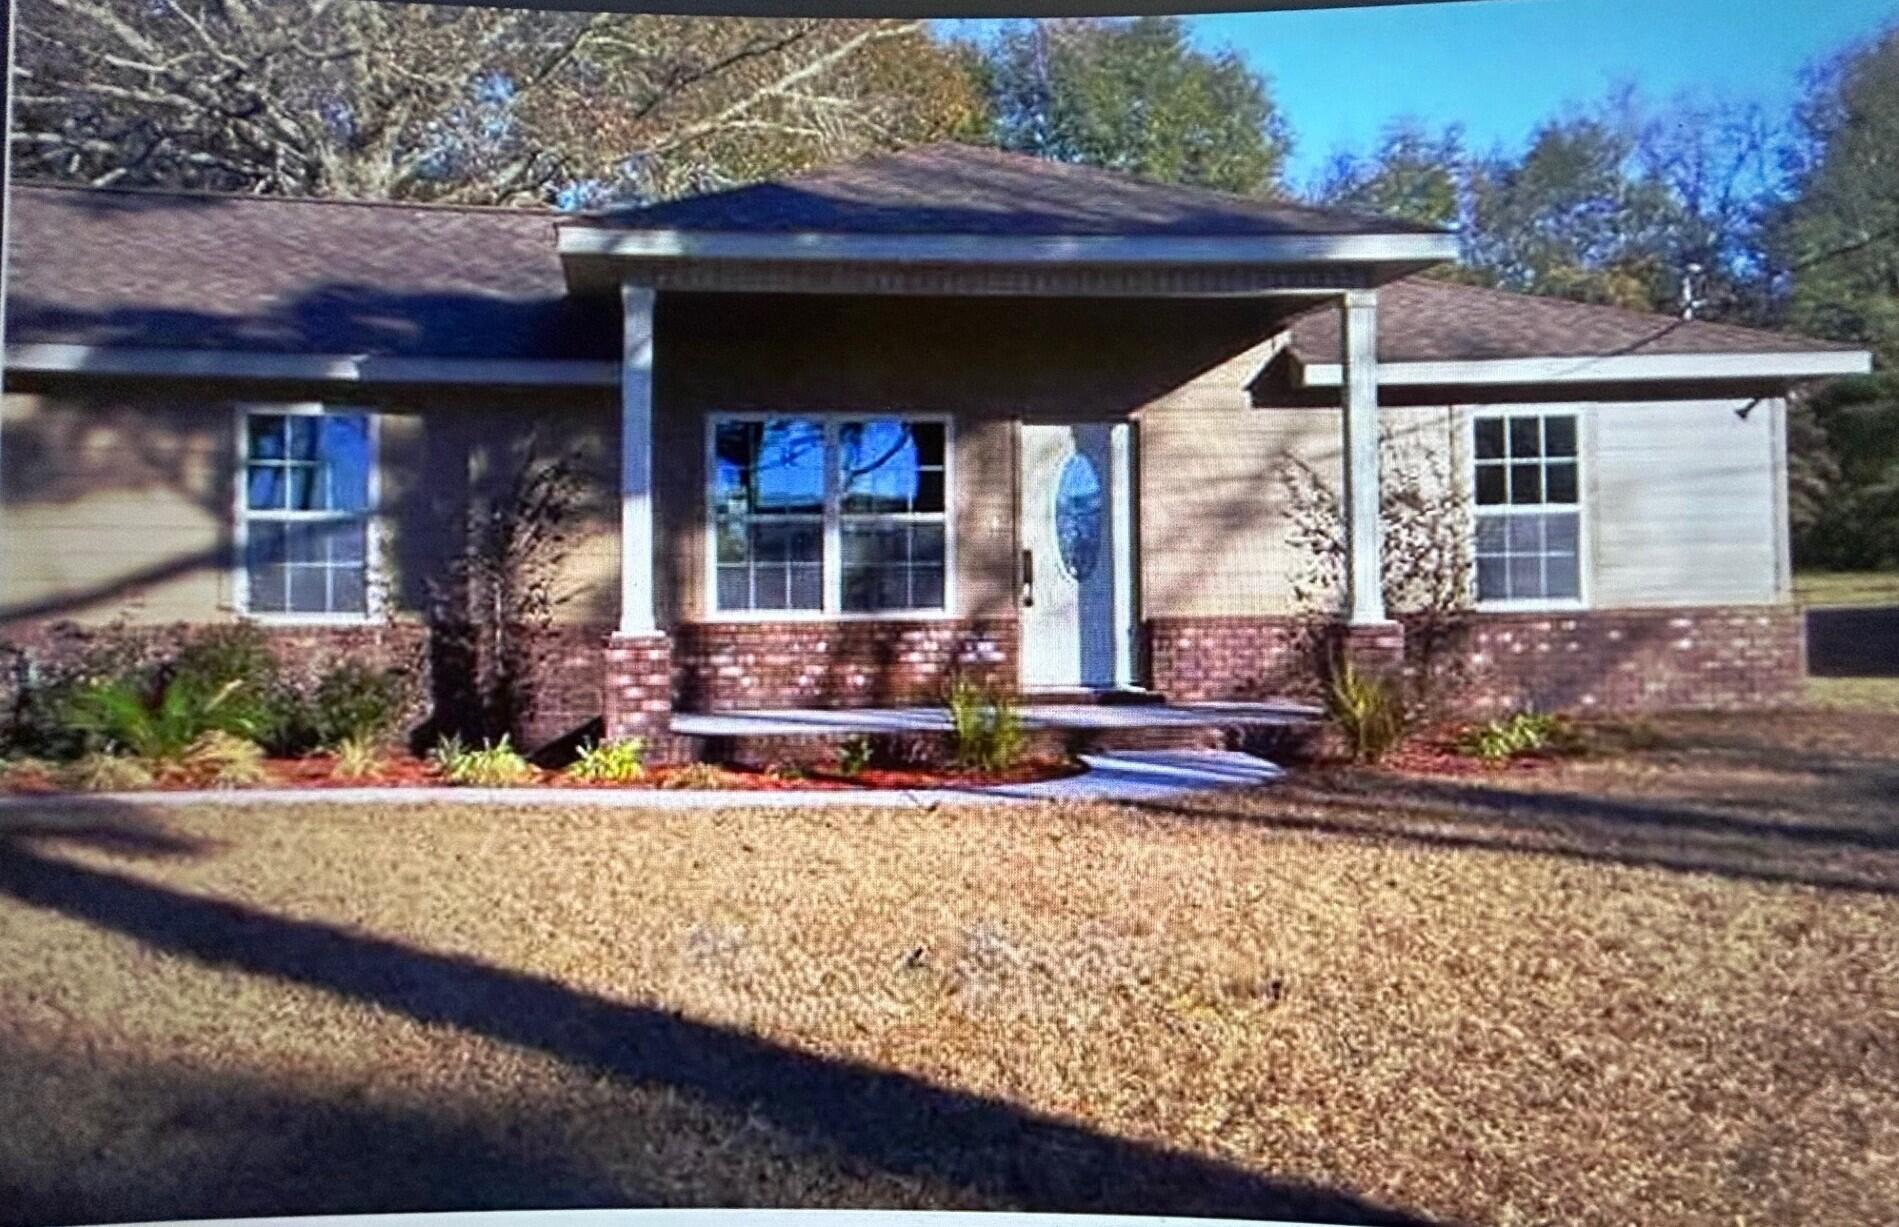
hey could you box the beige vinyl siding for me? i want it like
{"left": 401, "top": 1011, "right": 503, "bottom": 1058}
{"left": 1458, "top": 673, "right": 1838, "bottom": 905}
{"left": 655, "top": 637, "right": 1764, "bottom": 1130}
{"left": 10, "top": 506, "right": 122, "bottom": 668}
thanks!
{"left": 1588, "top": 398, "right": 1786, "bottom": 607}
{"left": 1139, "top": 360, "right": 1458, "bottom": 618}
{"left": 1, "top": 386, "right": 618, "bottom": 627}
{"left": 1, "top": 391, "right": 231, "bottom": 622}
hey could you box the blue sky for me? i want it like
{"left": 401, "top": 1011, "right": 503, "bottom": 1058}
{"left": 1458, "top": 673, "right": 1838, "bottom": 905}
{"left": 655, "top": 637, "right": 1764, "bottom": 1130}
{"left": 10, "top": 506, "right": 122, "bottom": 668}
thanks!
{"left": 1193, "top": 0, "right": 1899, "bottom": 183}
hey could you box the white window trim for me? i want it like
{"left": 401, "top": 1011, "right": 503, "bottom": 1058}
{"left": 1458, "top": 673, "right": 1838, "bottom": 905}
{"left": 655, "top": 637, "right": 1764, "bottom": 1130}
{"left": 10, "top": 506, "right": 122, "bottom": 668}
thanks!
{"left": 1465, "top": 404, "right": 1592, "bottom": 613}
{"left": 701, "top": 412, "right": 958, "bottom": 623}
{"left": 232, "top": 403, "right": 384, "bottom": 626}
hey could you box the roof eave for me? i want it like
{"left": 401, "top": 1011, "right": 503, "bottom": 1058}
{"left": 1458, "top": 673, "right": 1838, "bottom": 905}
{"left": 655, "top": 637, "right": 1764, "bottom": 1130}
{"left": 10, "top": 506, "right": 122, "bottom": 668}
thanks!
{"left": 556, "top": 226, "right": 1458, "bottom": 268}
{"left": 1292, "top": 349, "right": 1875, "bottom": 388}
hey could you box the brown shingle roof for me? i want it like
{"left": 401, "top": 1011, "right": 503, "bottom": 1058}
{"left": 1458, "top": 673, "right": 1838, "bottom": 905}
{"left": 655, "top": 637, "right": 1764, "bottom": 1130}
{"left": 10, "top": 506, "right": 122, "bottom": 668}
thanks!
{"left": 4, "top": 179, "right": 1858, "bottom": 374}
{"left": 5, "top": 181, "right": 613, "bottom": 360}
{"left": 1286, "top": 275, "right": 1860, "bottom": 365}
{"left": 569, "top": 142, "right": 1447, "bottom": 238}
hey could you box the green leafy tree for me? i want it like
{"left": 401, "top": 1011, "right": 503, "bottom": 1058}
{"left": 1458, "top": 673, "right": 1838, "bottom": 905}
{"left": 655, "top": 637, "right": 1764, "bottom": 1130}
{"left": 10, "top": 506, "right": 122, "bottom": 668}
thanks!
{"left": 1779, "top": 26, "right": 1899, "bottom": 366}
{"left": 1313, "top": 119, "right": 1466, "bottom": 228}
{"left": 968, "top": 17, "right": 1290, "bottom": 195}
{"left": 1461, "top": 109, "right": 1681, "bottom": 309}
{"left": 1316, "top": 93, "right": 1777, "bottom": 317}
{"left": 1774, "top": 27, "right": 1899, "bottom": 569}
{"left": 1790, "top": 376, "right": 1899, "bottom": 569}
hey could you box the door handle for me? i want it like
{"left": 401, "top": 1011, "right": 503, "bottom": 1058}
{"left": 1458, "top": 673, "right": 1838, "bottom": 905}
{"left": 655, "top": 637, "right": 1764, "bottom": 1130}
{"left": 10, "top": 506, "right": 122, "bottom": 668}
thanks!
{"left": 1021, "top": 548, "right": 1034, "bottom": 607}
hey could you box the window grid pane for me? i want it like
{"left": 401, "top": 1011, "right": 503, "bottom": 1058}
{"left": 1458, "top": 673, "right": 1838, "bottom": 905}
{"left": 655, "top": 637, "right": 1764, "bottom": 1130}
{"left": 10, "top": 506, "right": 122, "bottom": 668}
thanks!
{"left": 711, "top": 416, "right": 827, "bottom": 612}
{"left": 713, "top": 417, "right": 951, "bottom": 615}
{"left": 839, "top": 418, "right": 947, "bottom": 614}
{"left": 1473, "top": 411, "right": 1581, "bottom": 604}
{"left": 242, "top": 411, "right": 372, "bottom": 616}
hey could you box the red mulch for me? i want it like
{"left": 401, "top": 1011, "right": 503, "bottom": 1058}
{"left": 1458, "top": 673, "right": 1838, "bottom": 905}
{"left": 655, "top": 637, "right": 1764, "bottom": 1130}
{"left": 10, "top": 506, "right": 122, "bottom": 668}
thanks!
{"left": 4, "top": 754, "right": 1081, "bottom": 794}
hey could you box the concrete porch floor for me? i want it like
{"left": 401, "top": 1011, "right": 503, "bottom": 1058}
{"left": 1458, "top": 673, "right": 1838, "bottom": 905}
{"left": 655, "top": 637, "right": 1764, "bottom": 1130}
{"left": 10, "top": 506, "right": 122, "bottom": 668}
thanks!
{"left": 671, "top": 700, "right": 1320, "bottom": 738}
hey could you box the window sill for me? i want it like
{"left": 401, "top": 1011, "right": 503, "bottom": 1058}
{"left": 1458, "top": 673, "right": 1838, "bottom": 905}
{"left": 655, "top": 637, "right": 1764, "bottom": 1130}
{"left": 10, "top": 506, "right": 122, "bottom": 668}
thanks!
{"left": 239, "top": 612, "right": 386, "bottom": 628}
{"left": 1474, "top": 600, "right": 1589, "bottom": 615}
{"left": 692, "top": 609, "right": 962, "bottom": 625}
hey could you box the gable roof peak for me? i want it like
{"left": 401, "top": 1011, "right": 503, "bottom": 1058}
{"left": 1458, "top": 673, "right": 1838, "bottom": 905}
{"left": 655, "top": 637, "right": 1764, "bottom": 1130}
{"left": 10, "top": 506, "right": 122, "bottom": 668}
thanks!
{"left": 569, "top": 141, "right": 1448, "bottom": 240}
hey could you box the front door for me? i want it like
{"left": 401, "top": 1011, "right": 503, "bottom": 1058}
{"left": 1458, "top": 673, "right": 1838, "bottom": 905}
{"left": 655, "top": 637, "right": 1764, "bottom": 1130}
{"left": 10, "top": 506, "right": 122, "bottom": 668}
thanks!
{"left": 1019, "top": 422, "right": 1133, "bottom": 690}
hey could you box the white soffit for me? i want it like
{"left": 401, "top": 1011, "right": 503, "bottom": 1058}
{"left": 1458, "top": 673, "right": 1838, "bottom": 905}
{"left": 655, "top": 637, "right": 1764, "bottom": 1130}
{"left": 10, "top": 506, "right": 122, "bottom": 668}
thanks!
{"left": 1295, "top": 349, "right": 1875, "bottom": 387}
{"left": 5, "top": 344, "right": 619, "bottom": 387}
{"left": 558, "top": 228, "right": 1461, "bottom": 267}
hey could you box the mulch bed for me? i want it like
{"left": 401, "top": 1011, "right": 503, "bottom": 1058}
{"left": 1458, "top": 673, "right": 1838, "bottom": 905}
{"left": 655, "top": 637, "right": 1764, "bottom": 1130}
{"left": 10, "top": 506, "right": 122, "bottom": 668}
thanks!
{"left": 0, "top": 754, "right": 1082, "bottom": 794}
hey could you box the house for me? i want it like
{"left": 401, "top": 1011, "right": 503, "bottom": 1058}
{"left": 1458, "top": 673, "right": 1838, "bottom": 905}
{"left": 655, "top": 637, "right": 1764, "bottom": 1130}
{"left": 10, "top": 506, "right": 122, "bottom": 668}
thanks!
{"left": 0, "top": 143, "right": 1871, "bottom": 750}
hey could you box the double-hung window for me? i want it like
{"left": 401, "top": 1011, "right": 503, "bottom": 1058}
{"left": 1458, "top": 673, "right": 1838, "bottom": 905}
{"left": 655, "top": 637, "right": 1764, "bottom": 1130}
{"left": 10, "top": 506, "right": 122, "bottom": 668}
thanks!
{"left": 239, "top": 407, "right": 375, "bottom": 618}
{"left": 1473, "top": 411, "right": 1583, "bottom": 605}
{"left": 711, "top": 415, "right": 949, "bottom": 616}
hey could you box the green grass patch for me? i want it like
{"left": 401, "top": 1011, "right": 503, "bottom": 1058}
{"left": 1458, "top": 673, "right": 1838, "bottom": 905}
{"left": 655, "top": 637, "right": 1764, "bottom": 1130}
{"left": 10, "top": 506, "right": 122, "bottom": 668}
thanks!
{"left": 1807, "top": 676, "right": 1899, "bottom": 713}
{"left": 1795, "top": 570, "right": 1899, "bottom": 608}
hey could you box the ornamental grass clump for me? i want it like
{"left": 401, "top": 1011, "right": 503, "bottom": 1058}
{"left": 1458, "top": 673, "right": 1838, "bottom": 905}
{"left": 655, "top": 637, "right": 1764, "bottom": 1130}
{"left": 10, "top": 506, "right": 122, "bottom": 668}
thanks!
{"left": 945, "top": 678, "right": 1027, "bottom": 773}
{"left": 1456, "top": 710, "right": 1571, "bottom": 762}
{"left": 837, "top": 734, "right": 875, "bottom": 778}
{"left": 564, "top": 737, "right": 646, "bottom": 784}
{"left": 430, "top": 734, "right": 536, "bottom": 787}
{"left": 179, "top": 730, "right": 268, "bottom": 788}
{"left": 329, "top": 734, "right": 385, "bottom": 781}
{"left": 1324, "top": 659, "right": 1409, "bottom": 764}
{"left": 57, "top": 752, "right": 155, "bottom": 793}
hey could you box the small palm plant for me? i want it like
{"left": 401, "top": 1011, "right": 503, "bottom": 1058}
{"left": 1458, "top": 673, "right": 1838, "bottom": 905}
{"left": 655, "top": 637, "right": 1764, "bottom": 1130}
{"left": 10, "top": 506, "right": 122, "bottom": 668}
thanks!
{"left": 65, "top": 674, "right": 263, "bottom": 763}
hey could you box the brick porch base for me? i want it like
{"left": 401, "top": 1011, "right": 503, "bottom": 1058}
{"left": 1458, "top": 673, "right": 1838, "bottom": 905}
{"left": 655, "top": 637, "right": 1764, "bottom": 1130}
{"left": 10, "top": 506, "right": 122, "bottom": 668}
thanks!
{"left": 671, "top": 618, "right": 1016, "bottom": 710}
{"left": 1147, "top": 605, "right": 1805, "bottom": 712}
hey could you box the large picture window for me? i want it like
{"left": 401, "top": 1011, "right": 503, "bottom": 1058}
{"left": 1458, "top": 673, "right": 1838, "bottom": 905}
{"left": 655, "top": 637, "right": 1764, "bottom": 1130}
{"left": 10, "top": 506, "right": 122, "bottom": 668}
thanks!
{"left": 711, "top": 416, "right": 950, "bottom": 616}
{"left": 239, "top": 407, "right": 374, "bottom": 618}
{"left": 1473, "top": 411, "right": 1582, "bottom": 605}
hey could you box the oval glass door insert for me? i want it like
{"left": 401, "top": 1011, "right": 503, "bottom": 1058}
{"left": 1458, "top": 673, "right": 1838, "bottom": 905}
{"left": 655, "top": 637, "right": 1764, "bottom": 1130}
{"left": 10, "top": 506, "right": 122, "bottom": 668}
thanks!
{"left": 1054, "top": 452, "right": 1104, "bottom": 581}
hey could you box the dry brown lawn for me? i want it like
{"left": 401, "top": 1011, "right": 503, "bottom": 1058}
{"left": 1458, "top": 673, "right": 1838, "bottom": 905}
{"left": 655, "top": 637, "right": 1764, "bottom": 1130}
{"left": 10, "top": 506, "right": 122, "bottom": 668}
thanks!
{"left": 3, "top": 708, "right": 1898, "bottom": 1227}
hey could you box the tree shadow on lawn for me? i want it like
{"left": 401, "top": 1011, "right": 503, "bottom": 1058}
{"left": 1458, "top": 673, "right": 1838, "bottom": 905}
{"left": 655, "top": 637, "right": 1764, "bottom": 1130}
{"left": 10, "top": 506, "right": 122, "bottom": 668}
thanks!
{"left": 0, "top": 805, "right": 1438, "bottom": 1227}
{"left": 1142, "top": 754, "right": 1899, "bottom": 899}
{"left": 1, "top": 1041, "right": 623, "bottom": 1227}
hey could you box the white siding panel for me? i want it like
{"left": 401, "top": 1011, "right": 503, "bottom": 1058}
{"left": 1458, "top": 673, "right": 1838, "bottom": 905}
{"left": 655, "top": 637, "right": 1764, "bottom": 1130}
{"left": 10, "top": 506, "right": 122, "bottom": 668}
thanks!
{"left": 1591, "top": 398, "right": 1784, "bottom": 607}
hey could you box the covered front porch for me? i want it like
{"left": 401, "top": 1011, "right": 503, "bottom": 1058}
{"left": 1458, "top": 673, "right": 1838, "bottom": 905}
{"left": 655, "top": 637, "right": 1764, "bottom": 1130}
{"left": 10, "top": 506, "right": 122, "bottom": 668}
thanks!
{"left": 556, "top": 146, "right": 1457, "bottom": 741}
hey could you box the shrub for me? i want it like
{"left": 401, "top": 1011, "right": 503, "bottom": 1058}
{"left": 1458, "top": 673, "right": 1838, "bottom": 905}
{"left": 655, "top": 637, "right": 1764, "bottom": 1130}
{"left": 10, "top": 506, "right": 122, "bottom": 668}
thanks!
{"left": 170, "top": 625, "right": 294, "bottom": 749}
{"left": 659, "top": 762, "right": 735, "bottom": 790}
{"left": 837, "top": 734, "right": 874, "bottom": 778}
{"left": 1324, "top": 659, "right": 1409, "bottom": 763}
{"left": 6, "top": 626, "right": 152, "bottom": 759}
{"left": 64, "top": 673, "right": 263, "bottom": 763}
{"left": 564, "top": 737, "right": 646, "bottom": 784}
{"left": 171, "top": 625, "right": 278, "bottom": 700}
{"left": 310, "top": 661, "right": 407, "bottom": 747}
{"left": 946, "top": 678, "right": 1027, "bottom": 773}
{"left": 1456, "top": 711, "right": 1577, "bottom": 762}
{"left": 180, "top": 730, "right": 268, "bottom": 788}
{"left": 58, "top": 752, "right": 155, "bottom": 793}
{"left": 431, "top": 734, "right": 536, "bottom": 787}
{"left": 330, "top": 734, "right": 384, "bottom": 781}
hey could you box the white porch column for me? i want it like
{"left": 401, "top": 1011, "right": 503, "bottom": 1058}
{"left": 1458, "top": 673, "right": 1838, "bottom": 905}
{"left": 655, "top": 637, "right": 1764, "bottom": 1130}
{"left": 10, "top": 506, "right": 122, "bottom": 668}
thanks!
{"left": 619, "top": 281, "right": 657, "bottom": 636}
{"left": 1340, "top": 288, "right": 1387, "bottom": 625}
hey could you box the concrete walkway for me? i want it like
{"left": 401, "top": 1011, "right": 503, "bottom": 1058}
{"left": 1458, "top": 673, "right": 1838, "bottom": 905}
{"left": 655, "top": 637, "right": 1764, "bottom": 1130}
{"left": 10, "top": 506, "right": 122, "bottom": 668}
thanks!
{"left": 0, "top": 749, "right": 1283, "bottom": 811}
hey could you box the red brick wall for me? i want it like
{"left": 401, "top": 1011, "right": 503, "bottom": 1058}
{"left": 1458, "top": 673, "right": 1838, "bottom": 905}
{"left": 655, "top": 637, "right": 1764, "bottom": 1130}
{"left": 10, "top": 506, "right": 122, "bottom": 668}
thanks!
{"left": 1146, "top": 617, "right": 1317, "bottom": 702}
{"left": 672, "top": 618, "right": 1017, "bottom": 710}
{"left": 603, "top": 632, "right": 685, "bottom": 759}
{"left": 1457, "top": 606, "right": 1806, "bottom": 713}
{"left": 1146, "top": 605, "right": 1806, "bottom": 713}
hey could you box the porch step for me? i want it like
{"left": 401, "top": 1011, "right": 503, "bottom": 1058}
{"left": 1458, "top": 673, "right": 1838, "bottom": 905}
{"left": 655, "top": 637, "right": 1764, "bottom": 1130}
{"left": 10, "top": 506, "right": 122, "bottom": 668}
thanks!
{"left": 670, "top": 701, "right": 1323, "bottom": 768}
